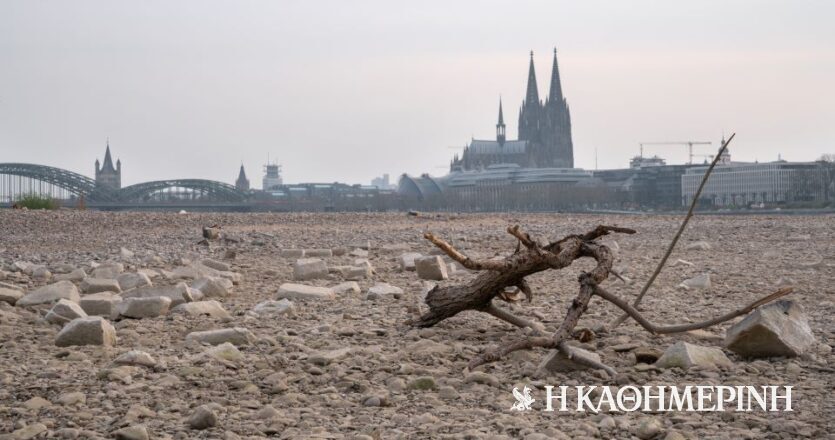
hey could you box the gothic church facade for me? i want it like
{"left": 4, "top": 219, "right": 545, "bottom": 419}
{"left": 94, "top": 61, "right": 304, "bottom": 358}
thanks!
{"left": 451, "top": 50, "right": 574, "bottom": 171}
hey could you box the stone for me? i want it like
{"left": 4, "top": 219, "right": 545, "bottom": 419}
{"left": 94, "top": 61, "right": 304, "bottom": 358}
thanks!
{"left": 118, "top": 296, "right": 172, "bottom": 319}
{"left": 636, "top": 417, "right": 664, "bottom": 440}
{"left": 304, "top": 248, "right": 333, "bottom": 258}
{"left": 55, "top": 316, "right": 117, "bottom": 347}
{"left": 17, "top": 281, "right": 80, "bottom": 307}
{"left": 53, "top": 268, "right": 87, "bottom": 282}
{"left": 398, "top": 252, "right": 423, "bottom": 271}
{"left": 191, "top": 277, "right": 233, "bottom": 298}
{"left": 350, "top": 248, "right": 369, "bottom": 258}
{"left": 45, "top": 299, "right": 88, "bottom": 324}
{"left": 0, "top": 287, "right": 23, "bottom": 305}
{"left": 114, "top": 350, "right": 157, "bottom": 368}
{"left": 9, "top": 423, "right": 47, "bottom": 439}
{"left": 308, "top": 347, "right": 351, "bottom": 366}
{"left": 121, "top": 283, "right": 193, "bottom": 306}
{"left": 23, "top": 396, "right": 51, "bottom": 410}
{"left": 252, "top": 299, "right": 295, "bottom": 316}
{"left": 119, "top": 247, "right": 134, "bottom": 260}
{"left": 463, "top": 371, "right": 500, "bottom": 387}
{"left": 684, "top": 241, "right": 711, "bottom": 251}
{"left": 57, "top": 391, "right": 85, "bottom": 406}
{"left": 438, "top": 385, "right": 459, "bottom": 400}
{"left": 79, "top": 292, "right": 122, "bottom": 319}
{"left": 187, "top": 404, "right": 218, "bottom": 430}
{"left": 538, "top": 345, "right": 602, "bottom": 372}
{"left": 724, "top": 300, "right": 815, "bottom": 358}
{"left": 91, "top": 263, "right": 124, "bottom": 279}
{"left": 344, "top": 261, "right": 373, "bottom": 280}
{"left": 277, "top": 283, "right": 335, "bottom": 301}
{"left": 170, "top": 265, "right": 201, "bottom": 280}
{"left": 117, "top": 272, "right": 152, "bottom": 291}
{"left": 293, "top": 258, "right": 328, "bottom": 281}
{"left": 280, "top": 249, "right": 304, "bottom": 258}
{"left": 204, "top": 342, "right": 243, "bottom": 363}
{"left": 32, "top": 266, "right": 51, "bottom": 281}
{"left": 366, "top": 283, "right": 403, "bottom": 300}
{"left": 80, "top": 277, "right": 122, "bottom": 294}
{"left": 655, "top": 341, "right": 732, "bottom": 370}
{"left": 172, "top": 300, "right": 232, "bottom": 319}
{"left": 407, "top": 376, "right": 437, "bottom": 390}
{"left": 678, "top": 273, "right": 711, "bottom": 290}
{"left": 598, "top": 415, "right": 616, "bottom": 429}
{"left": 415, "top": 256, "right": 449, "bottom": 281}
{"left": 113, "top": 425, "right": 150, "bottom": 440}
{"left": 332, "top": 281, "right": 360, "bottom": 295}
{"left": 201, "top": 258, "right": 231, "bottom": 272}
{"left": 186, "top": 327, "right": 255, "bottom": 346}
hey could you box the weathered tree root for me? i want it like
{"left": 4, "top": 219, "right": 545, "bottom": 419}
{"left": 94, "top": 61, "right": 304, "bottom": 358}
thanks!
{"left": 410, "top": 224, "right": 795, "bottom": 373}
{"left": 411, "top": 225, "right": 634, "bottom": 328}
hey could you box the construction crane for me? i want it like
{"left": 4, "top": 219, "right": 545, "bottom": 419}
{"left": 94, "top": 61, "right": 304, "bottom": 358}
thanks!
{"left": 639, "top": 141, "right": 712, "bottom": 164}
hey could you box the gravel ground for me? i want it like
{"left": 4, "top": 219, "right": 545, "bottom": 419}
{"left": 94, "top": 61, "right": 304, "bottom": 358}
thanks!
{"left": 0, "top": 210, "right": 832, "bottom": 439}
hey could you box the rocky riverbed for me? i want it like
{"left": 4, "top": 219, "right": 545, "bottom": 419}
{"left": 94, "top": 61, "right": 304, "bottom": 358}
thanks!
{"left": 0, "top": 210, "right": 832, "bottom": 439}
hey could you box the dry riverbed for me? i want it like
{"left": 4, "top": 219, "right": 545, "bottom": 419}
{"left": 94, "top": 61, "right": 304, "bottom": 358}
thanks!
{"left": 0, "top": 211, "right": 832, "bottom": 439}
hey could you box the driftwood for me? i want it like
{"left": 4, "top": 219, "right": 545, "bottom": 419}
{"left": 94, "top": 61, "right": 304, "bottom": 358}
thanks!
{"left": 609, "top": 133, "right": 736, "bottom": 329}
{"left": 412, "top": 223, "right": 793, "bottom": 372}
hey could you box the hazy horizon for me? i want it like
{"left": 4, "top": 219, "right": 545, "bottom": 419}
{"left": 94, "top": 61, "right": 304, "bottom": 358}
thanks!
{"left": 1, "top": 1, "right": 833, "bottom": 187}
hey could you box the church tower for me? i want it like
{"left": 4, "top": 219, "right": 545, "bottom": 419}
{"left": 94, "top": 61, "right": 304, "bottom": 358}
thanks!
{"left": 543, "top": 48, "right": 574, "bottom": 168}
{"left": 496, "top": 98, "right": 506, "bottom": 145}
{"left": 518, "top": 51, "right": 541, "bottom": 145}
{"left": 95, "top": 139, "right": 121, "bottom": 190}
{"left": 235, "top": 164, "right": 250, "bottom": 190}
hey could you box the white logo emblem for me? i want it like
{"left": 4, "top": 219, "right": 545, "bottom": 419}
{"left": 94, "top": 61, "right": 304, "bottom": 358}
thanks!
{"left": 511, "top": 385, "right": 535, "bottom": 411}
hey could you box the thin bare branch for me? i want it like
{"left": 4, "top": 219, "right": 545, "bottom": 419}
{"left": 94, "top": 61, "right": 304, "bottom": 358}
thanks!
{"left": 610, "top": 133, "right": 736, "bottom": 329}
{"left": 423, "top": 231, "right": 508, "bottom": 271}
{"left": 507, "top": 225, "right": 538, "bottom": 249}
{"left": 558, "top": 341, "right": 617, "bottom": 376}
{"left": 594, "top": 285, "right": 792, "bottom": 334}
{"left": 484, "top": 302, "right": 545, "bottom": 334}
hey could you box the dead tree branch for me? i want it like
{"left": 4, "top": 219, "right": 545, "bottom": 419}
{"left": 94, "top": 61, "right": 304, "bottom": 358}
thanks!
{"left": 410, "top": 225, "right": 634, "bottom": 328}
{"left": 594, "top": 285, "right": 793, "bottom": 334}
{"left": 610, "top": 133, "right": 737, "bottom": 329}
{"left": 423, "top": 232, "right": 508, "bottom": 271}
{"left": 409, "top": 218, "right": 795, "bottom": 374}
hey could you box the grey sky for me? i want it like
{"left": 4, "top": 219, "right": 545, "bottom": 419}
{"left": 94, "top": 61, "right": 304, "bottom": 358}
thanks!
{"left": 1, "top": 0, "right": 833, "bottom": 186}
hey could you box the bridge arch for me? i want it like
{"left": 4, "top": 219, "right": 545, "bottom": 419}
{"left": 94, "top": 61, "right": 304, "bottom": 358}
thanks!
{"left": 0, "top": 163, "right": 117, "bottom": 202}
{"left": 118, "top": 179, "right": 249, "bottom": 203}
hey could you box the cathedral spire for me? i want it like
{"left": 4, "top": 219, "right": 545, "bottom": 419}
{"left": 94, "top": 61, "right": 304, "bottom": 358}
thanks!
{"left": 235, "top": 163, "right": 250, "bottom": 190}
{"left": 102, "top": 138, "right": 115, "bottom": 172}
{"left": 525, "top": 51, "right": 539, "bottom": 106}
{"left": 496, "top": 97, "right": 506, "bottom": 144}
{"left": 548, "top": 47, "right": 564, "bottom": 103}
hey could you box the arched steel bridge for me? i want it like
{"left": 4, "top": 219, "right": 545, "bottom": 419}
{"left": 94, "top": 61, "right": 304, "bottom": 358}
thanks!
{"left": 119, "top": 179, "right": 248, "bottom": 203}
{"left": 0, "top": 163, "right": 248, "bottom": 205}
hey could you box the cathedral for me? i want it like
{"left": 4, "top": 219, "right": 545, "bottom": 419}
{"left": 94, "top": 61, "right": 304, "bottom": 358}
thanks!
{"left": 450, "top": 49, "right": 574, "bottom": 171}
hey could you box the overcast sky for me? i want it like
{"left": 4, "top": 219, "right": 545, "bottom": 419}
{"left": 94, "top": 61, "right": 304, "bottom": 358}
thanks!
{"left": 1, "top": 0, "right": 833, "bottom": 187}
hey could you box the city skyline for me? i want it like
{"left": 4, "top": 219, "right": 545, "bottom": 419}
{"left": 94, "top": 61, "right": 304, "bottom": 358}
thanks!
{"left": 1, "top": 1, "right": 833, "bottom": 186}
